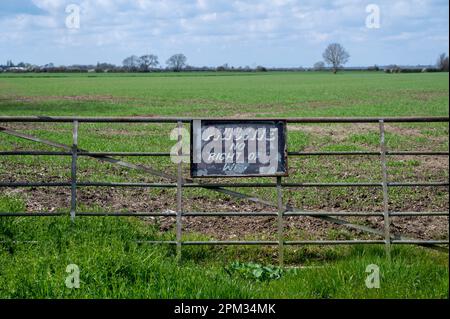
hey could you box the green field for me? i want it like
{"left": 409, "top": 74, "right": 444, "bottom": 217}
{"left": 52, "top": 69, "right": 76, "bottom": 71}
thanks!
{"left": 0, "top": 71, "right": 448, "bottom": 298}
{"left": 0, "top": 71, "right": 448, "bottom": 117}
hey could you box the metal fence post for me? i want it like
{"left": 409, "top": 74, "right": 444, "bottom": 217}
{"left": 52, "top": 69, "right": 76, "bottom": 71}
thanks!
{"left": 176, "top": 121, "right": 183, "bottom": 261}
{"left": 70, "top": 120, "right": 78, "bottom": 223}
{"left": 276, "top": 176, "right": 284, "bottom": 266}
{"left": 379, "top": 120, "right": 391, "bottom": 259}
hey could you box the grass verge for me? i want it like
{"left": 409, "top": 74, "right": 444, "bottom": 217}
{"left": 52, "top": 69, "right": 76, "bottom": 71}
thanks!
{"left": 0, "top": 195, "right": 447, "bottom": 299}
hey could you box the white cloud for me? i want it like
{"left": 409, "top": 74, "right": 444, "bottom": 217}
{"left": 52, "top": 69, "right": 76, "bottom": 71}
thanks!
{"left": 0, "top": 0, "right": 448, "bottom": 66}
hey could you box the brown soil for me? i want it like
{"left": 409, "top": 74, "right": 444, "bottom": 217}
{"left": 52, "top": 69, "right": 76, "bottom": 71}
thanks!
{"left": 1, "top": 180, "right": 447, "bottom": 241}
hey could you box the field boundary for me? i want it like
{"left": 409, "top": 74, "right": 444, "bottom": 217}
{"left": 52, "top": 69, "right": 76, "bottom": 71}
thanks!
{"left": 1, "top": 116, "right": 449, "bottom": 264}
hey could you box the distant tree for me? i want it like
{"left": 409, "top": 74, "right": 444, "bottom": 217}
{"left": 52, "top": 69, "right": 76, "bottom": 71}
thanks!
{"left": 96, "top": 62, "right": 116, "bottom": 73}
{"left": 322, "top": 43, "right": 350, "bottom": 74}
{"left": 6, "top": 60, "right": 14, "bottom": 67}
{"left": 216, "top": 63, "right": 230, "bottom": 71}
{"left": 255, "top": 65, "right": 267, "bottom": 72}
{"left": 385, "top": 64, "right": 400, "bottom": 74}
{"left": 122, "top": 55, "right": 141, "bottom": 70}
{"left": 313, "top": 61, "right": 325, "bottom": 71}
{"left": 436, "top": 53, "right": 449, "bottom": 72}
{"left": 139, "top": 54, "right": 159, "bottom": 71}
{"left": 166, "top": 54, "right": 187, "bottom": 72}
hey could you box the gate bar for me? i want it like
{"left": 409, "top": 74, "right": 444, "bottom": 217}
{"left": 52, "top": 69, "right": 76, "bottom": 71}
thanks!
{"left": 70, "top": 120, "right": 78, "bottom": 223}
{"left": 1, "top": 150, "right": 448, "bottom": 157}
{"left": 1, "top": 211, "right": 447, "bottom": 217}
{"left": 379, "top": 120, "right": 391, "bottom": 258}
{"left": 1, "top": 116, "right": 448, "bottom": 123}
{"left": 2, "top": 181, "right": 448, "bottom": 188}
{"left": 176, "top": 121, "right": 183, "bottom": 261}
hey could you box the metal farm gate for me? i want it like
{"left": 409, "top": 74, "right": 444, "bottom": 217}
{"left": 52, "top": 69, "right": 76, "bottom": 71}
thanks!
{"left": 0, "top": 116, "right": 448, "bottom": 264}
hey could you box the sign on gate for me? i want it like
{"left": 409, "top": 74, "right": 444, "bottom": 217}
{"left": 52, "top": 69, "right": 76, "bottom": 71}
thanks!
{"left": 190, "top": 120, "right": 287, "bottom": 177}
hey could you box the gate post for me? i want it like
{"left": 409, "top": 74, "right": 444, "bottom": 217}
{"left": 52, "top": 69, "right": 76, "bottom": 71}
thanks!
{"left": 70, "top": 120, "right": 78, "bottom": 223}
{"left": 276, "top": 176, "right": 284, "bottom": 266}
{"left": 176, "top": 121, "right": 183, "bottom": 261}
{"left": 379, "top": 120, "right": 391, "bottom": 259}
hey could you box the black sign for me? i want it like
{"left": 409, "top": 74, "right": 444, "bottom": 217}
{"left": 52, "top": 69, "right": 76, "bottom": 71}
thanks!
{"left": 190, "top": 120, "right": 287, "bottom": 177}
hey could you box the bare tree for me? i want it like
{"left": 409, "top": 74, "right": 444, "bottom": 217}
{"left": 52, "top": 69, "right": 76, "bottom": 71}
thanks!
{"left": 437, "top": 53, "right": 449, "bottom": 72}
{"left": 122, "top": 55, "right": 141, "bottom": 70}
{"left": 166, "top": 54, "right": 187, "bottom": 72}
{"left": 140, "top": 54, "right": 159, "bottom": 71}
{"left": 322, "top": 43, "right": 350, "bottom": 74}
{"left": 313, "top": 61, "right": 325, "bottom": 71}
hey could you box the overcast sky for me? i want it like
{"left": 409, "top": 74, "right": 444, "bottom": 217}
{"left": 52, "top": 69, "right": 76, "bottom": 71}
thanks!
{"left": 0, "top": 0, "right": 448, "bottom": 67}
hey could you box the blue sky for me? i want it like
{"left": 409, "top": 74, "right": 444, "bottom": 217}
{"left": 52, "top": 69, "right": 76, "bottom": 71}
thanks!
{"left": 0, "top": 0, "right": 448, "bottom": 67}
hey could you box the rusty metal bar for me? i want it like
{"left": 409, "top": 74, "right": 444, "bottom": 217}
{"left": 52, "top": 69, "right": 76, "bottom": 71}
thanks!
{"left": 1, "top": 116, "right": 448, "bottom": 123}
{"left": 379, "top": 120, "right": 391, "bottom": 258}
{"left": 70, "top": 120, "right": 78, "bottom": 223}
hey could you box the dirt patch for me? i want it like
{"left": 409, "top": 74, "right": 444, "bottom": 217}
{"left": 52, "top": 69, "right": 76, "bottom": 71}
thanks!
{"left": 288, "top": 123, "right": 378, "bottom": 143}
{"left": 406, "top": 91, "right": 449, "bottom": 102}
{"left": 384, "top": 124, "right": 424, "bottom": 137}
{"left": 1, "top": 178, "right": 447, "bottom": 241}
{"left": 289, "top": 100, "right": 351, "bottom": 109}
{"left": 417, "top": 156, "right": 449, "bottom": 171}
{"left": 288, "top": 123, "right": 430, "bottom": 141}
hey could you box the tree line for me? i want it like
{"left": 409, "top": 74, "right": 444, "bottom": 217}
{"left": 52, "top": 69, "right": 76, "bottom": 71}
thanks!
{"left": 1, "top": 44, "right": 448, "bottom": 73}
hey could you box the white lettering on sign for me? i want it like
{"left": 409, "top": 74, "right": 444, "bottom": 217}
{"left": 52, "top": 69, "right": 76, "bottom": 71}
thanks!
{"left": 191, "top": 120, "right": 286, "bottom": 177}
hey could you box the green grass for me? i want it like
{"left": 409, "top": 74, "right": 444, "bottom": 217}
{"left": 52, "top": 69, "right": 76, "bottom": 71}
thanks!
{"left": 0, "top": 195, "right": 447, "bottom": 299}
{"left": 0, "top": 71, "right": 448, "bottom": 298}
{"left": 0, "top": 71, "right": 448, "bottom": 117}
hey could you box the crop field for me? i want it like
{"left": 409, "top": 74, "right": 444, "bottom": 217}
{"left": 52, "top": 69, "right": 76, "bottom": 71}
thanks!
{"left": 0, "top": 71, "right": 448, "bottom": 298}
